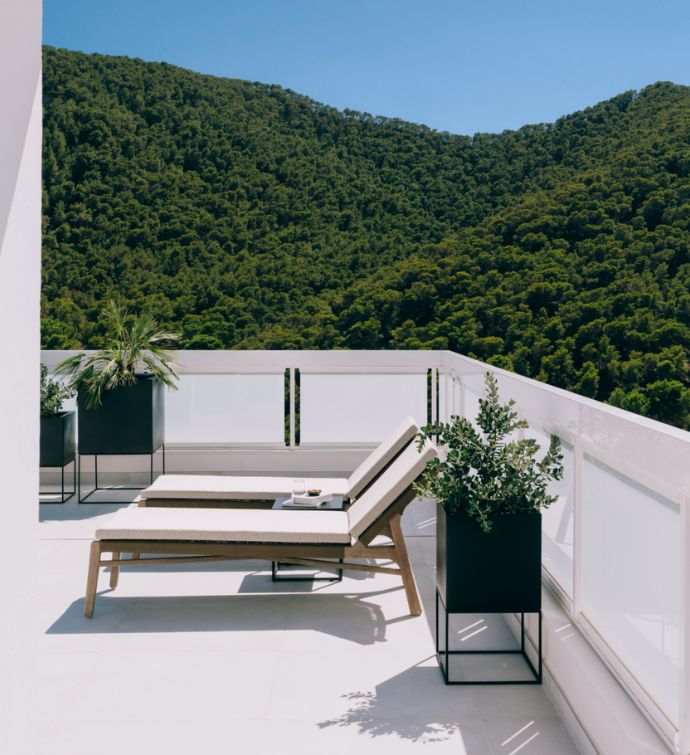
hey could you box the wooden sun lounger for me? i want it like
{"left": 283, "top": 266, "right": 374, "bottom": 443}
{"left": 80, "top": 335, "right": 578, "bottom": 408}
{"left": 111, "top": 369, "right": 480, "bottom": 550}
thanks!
{"left": 85, "top": 441, "right": 436, "bottom": 618}
{"left": 138, "top": 416, "right": 419, "bottom": 507}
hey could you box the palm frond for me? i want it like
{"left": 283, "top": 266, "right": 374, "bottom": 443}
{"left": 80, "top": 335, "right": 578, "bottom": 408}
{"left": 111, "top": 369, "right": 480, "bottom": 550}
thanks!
{"left": 55, "top": 301, "right": 181, "bottom": 408}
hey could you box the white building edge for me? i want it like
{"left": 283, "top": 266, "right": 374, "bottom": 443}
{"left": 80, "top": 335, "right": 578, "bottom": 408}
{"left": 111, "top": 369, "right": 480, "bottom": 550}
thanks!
{"left": 0, "top": 3, "right": 42, "bottom": 754}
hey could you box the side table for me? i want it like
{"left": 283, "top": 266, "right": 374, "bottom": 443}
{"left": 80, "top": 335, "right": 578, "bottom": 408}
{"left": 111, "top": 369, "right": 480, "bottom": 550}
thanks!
{"left": 271, "top": 495, "right": 346, "bottom": 582}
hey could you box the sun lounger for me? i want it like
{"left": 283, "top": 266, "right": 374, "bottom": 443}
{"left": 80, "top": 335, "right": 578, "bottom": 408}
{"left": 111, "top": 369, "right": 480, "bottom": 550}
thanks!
{"left": 138, "top": 416, "right": 419, "bottom": 506}
{"left": 84, "top": 440, "right": 436, "bottom": 618}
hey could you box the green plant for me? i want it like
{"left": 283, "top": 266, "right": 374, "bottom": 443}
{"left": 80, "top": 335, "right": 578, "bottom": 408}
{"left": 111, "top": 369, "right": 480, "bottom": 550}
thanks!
{"left": 416, "top": 372, "right": 564, "bottom": 533}
{"left": 40, "top": 364, "right": 75, "bottom": 417}
{"left": 56, "top": 301, "right": 181, "bottom": 409}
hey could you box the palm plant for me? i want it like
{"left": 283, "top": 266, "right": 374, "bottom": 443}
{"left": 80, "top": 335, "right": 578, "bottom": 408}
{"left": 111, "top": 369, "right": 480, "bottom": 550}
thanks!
{"left": 56, "top": 301, "right": 181, "bottom": 408}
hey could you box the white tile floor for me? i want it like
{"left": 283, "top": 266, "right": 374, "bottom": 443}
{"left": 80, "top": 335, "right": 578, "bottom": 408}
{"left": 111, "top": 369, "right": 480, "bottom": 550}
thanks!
{"left": 37, "top": 499, "right": 581, "bottom": 755}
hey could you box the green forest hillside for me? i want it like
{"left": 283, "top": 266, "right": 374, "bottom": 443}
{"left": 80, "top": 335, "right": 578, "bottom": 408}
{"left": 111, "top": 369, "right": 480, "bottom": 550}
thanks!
{"left": 42, "top": 47, "right": 690, "bottom": 426}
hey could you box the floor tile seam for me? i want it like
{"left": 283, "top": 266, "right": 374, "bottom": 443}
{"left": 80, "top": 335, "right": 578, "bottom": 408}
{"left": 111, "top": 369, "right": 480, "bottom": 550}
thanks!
{"left": 474, "top": 710, "right": 561, "bottom": 722}
{"left": 264, "top": 711, "right": 481, "bottom": 723}
{"left": 38, "top": 536, "right": 97, "bottom": 542}
{"left": 37, "top": 646, "right": 286, "bottom": 658}
{"left": 248, "top": 685, "right": 282, "bottom": 731}
{"left": 36, "top": 715, "right": 276, "bottom": 727}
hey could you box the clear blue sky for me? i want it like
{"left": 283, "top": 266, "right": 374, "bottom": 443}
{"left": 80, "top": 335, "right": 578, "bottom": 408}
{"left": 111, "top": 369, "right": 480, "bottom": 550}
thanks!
{"left": 43, "top": 0, "right": 690, "bottom": 135}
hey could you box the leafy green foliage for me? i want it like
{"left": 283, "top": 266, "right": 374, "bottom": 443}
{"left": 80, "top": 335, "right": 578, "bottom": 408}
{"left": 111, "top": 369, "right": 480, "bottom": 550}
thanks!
{"left": 416, "top": 373, "right": 564, "bottom": 532}
{"left": 40, "top": 363, "right": 74, "bottom": 417}
{"left": 42, "top": 47, "right": 690, "bottom": 426}
{"left": 56, "top": 301, "right": 180, "bottom": 408}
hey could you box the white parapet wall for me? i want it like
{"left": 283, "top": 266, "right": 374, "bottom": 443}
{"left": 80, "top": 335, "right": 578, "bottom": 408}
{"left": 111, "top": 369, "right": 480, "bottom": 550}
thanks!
{"left": 0, "top": 3, "right": 42, "bottom": 754}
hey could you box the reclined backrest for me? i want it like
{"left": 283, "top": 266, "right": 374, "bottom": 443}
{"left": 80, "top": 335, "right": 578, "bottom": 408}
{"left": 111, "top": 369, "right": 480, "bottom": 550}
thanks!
{"left": 347, "top": 440, "right": 436, "bottom": 540}
{"left": 346, "top": 416, "right": 419, "bottom": 500}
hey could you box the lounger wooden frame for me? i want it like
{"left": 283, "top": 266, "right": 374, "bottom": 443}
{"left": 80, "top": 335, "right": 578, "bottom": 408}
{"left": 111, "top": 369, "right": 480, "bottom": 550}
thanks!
{"left": 85, "top": 487, "right": 421, "bottom": 618}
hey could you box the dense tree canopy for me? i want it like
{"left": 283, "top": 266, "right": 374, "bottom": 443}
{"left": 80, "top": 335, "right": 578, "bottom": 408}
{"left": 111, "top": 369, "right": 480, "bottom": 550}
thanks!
{"left": 42, "top": 47, "right": 690, "bottom": 426}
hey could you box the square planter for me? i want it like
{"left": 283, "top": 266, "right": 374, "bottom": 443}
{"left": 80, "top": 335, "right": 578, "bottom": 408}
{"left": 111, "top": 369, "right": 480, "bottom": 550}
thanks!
{"left": 40, "top": 411, "right": 76, "bottom": 467}
{"left": 77, "top": 375, "right": 164, "bottom": 455}
{"left": 436, "top": 503, "right": 542, "bottom": 613}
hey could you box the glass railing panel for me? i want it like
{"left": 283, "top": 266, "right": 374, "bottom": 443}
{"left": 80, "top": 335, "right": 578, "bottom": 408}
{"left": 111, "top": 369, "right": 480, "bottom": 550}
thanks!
{"left": 164, "top": 373, "right": 284, "bottom": 444}
{"left": 535, "top": 433, "right": 575, "bottom": 598}
{"left": 583, "top": 455, "right": 681, "bottom": 724}
{"left": 462, "top": 386, "right": 481, "bottom": 431}
{"left": 438, "top": 372, "right": 461, "bottom": 422}
{"left": 300, "top": 373, "right": 427, "bottom": 443}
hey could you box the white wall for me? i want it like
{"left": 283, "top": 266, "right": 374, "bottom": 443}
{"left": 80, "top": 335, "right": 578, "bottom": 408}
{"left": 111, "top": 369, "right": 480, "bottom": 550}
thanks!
{"left": 0, "top": 2, "right": 42, "bottom": 754}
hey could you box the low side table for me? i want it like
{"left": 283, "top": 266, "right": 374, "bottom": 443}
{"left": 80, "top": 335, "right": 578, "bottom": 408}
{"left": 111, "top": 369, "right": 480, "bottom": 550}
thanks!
{"left": 271, "top": 495, "right": 345, "bottom": 582}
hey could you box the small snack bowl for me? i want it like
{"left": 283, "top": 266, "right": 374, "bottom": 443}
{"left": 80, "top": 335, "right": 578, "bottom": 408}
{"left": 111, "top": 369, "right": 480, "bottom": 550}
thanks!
{"left": 307, "top": 488, "right": 322, "bottom": 497}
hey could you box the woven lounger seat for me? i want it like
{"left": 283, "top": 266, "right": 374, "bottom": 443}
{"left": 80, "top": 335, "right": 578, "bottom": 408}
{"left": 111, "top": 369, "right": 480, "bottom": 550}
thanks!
{"left": 138, "top": 416, "right": 419, "bottom": 505}
{"left": 85, "top": 441, "right": 436, "bottom": 618}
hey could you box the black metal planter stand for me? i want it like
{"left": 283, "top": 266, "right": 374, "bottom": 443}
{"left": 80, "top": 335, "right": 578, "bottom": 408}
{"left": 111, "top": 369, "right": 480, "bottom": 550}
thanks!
{"left": 435, "top": 590, "right": 542, "bottom": 685}
{"left": 78, "top": 445, "right": 166, "bottom": 504}
{"left": 39, "top": 459, "right": 77, "bottom": 503}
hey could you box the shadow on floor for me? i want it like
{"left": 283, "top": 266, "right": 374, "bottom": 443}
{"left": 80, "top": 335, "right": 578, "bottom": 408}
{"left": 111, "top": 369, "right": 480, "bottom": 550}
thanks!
{"left": 317, "top": 661, "right": 464, "bottom": 744}
{"left": 91, "top": 557, "right": 375, "bottom": 582}
{"left": 45, "top": 587, "right": 413, "bottom": 645}
{"left": 38, "top": 502, "right": 132, "bottom": 521}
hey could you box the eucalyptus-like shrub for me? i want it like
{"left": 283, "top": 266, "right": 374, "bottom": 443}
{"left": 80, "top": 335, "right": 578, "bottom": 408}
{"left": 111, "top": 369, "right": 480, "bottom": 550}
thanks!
{"left": 416, "top": 373, "right": 564, "bottom": 533}
{"left": 40, "top": 364, "right": 74, "bottom": 417}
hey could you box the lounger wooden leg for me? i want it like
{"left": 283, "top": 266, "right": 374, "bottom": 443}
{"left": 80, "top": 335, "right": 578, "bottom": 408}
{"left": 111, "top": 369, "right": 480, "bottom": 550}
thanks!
{"left": 85, "top": 540, "right": 101, "bottom": 618}
{"left": 109, "top": 550, "right": 120, "bottom": 589}
{"left": 389, "top": 514, "right": 422, "bottom": 617}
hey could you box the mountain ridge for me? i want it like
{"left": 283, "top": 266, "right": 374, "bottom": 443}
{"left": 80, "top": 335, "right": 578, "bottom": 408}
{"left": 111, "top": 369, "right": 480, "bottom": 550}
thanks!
{"left": 41, "top": 46, "right": 690, "bottom": 425}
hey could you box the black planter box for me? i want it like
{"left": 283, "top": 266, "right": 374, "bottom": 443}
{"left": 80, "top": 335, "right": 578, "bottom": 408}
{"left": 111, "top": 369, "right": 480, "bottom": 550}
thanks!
{"left": 40, "top": 411, "right": 76, "bottom": 467}
{"left": 77, "top": 376, "right": 164, "bottom": 455}
{"left": 436, "top": 503, "right": 542, "bottom": 613}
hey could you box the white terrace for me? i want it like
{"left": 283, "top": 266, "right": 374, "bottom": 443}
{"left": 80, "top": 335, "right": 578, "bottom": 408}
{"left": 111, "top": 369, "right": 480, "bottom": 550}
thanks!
{"left": 37, "top": 349, "right": 689, "bottom": 755}
{"left": 1, "top": 6, "right": 688, "bottom": 753}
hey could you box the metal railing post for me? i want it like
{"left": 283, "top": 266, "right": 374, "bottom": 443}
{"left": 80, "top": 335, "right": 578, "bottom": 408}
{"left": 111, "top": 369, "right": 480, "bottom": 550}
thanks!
{"left": 430, "top": 367, "right": 438, "bottom": 424}
{"left": 289, "top": 367, "right": 296, "bottom": 449}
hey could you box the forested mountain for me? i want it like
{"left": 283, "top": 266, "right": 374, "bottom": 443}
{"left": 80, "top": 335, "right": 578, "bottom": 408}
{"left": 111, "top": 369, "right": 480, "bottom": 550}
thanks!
{"left": 42, "top": 47, "right": 690, "bottom": 426}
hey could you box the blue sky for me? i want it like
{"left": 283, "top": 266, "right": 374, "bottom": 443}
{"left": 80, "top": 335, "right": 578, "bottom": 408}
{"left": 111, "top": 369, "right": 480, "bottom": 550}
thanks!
{"left": 44, "top": 0, "right": 690, "bottom": 135}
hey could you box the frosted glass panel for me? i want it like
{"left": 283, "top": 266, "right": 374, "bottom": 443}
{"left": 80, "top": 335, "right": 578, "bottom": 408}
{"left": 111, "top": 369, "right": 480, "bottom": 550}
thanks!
{"left": 165, "top": 374, "right": 284, "bottom": 444}
{"left": 463, "top": 388, "right": 481, "bottom": 428}
{"left": 300, "top": 373, "right": 427, "bottom": 443}
{"left": 538, "top": 436, "right": 574, "bottom": 597}
{"left": 583, "top": 456, "right": 680, "bottom": 723}
{"left": 439, "top": 373, "right": 461, "bottom": 422}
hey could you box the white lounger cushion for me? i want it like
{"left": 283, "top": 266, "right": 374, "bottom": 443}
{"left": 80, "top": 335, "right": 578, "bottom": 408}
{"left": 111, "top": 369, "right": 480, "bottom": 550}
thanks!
{"left": 346, "top": 416, "right": 419, "bottom": 498}
{"left": 141, "top": 475, "right": 348, "bottom": 501}
{"left": 96, "top": 507, "right": 351, "bottom": 544}
{"left": 139, "top": 415, "right": 418, "bottom": 502}
{"left": 95, "top": 440, "right": 435, "bottom": 546}
{"left": 347, "top": 440, "right": 436, "bottom": 539}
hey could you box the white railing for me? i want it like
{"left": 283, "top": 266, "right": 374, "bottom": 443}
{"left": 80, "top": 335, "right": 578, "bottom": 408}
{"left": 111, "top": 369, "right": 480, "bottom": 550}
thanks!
{"left": 42, "top": 348, "right": 690, "bottom": 751}
{"left": 441, "top": 350, "right": 689, "bottom": 754}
